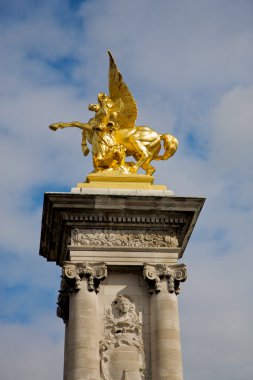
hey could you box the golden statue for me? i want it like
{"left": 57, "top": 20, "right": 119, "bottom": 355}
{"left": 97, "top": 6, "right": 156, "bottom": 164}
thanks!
{"left": 49, "top": 52, "right": 178, "bottom": 185}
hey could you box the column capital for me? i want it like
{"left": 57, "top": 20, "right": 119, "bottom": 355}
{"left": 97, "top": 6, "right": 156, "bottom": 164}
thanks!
{"left": 143, "top": 263, "right": 187, "bottom": 295}
{"left": 63, "top": 261, "right": 107, "bottom": 291}
{"left": 57, "top": 261, "right": 107, "bottom": 322}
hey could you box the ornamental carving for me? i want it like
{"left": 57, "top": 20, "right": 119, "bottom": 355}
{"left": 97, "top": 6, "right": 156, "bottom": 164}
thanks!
{"left": 63, "top": 262, "right": 107, "bottom": 292}
{"left": 143, "top": 263, "right": 187, "bottom": 295}
{"left": 100, "top": 295, "right": 146, "bottom": 380}
{"left": 71, "top": 228, "right": 179, "bottom": 248}
{"left": 57, "top": 262, "right": 107, "bottom": 322}
{"left": 56, "top": 275, "right": 73, "bottom": 323}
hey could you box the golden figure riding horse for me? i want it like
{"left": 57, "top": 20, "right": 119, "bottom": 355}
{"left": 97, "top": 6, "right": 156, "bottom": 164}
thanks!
{"left": 49, "top": 51, "right": 178, "bottom": 176}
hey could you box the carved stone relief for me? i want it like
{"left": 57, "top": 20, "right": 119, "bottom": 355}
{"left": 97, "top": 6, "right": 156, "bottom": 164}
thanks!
{"left": 143, "top": 263, "right": 187, "bottom": 295}
{"left": 100, "top": 295, "right": 146, "bottom": 380}
{"left": 71, "top": 228, "right": 179, "bottom": 248}
{"left": 57, "top": 262, "right": 107, "bottom": 322}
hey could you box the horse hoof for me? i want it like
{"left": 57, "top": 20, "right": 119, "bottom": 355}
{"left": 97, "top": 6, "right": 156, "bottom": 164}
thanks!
{"left": 147, "top": 168, "right": 156, "bottom": 176}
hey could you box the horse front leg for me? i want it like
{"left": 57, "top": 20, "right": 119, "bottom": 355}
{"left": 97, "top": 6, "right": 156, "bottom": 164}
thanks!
{"left": 49, "top": 121, "right": 88, "bottom": 131}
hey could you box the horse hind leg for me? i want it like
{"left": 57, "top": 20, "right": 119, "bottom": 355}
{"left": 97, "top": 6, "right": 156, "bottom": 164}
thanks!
{"left": 141, "top": 162, "right": 156, "bottom": 176}
{"left": 140, "top": 140, "right": 161, "bottom": 175}
{"left": 140, "top": 149, "right": 157, "bottom": 175}
{"left": 128, "top": 135, "right": 151, "bottom": 171}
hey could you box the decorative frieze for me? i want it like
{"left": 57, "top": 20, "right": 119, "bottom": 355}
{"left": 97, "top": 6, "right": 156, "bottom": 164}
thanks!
{"left": 71, "top": 228, "right": 179, "bottom": 248}
{"left": 143, "top": 263, "right": 187, "bottom": 295}
{"left": 57, "top": 262, "right": 107, "bottom": 322}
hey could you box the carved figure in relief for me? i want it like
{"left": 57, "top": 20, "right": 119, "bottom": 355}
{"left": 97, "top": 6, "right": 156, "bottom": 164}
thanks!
{"left": 71, "top": 228, "right": 179, "bottom": 248}
{"left": 100, "top": 296, "right": 145, "bottom": 380}
{"left": 49, "top": 51, "right": 178, "bottom": 176}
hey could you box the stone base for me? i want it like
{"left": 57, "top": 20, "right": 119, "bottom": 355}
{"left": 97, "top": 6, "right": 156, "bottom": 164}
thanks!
{"left": 71, "top": 187, "right": 175, "bottom": 196}
{"left": 77, "top": 172, "right": 167, "bottom": 190}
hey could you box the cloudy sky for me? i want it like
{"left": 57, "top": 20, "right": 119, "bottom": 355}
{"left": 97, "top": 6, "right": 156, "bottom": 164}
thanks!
{"left": 0, "top": 0, "right": 253, "bottom": 379}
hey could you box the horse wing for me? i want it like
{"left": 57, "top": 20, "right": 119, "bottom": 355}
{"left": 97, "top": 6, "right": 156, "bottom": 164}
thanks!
{"left": 108, "top": 51, "right": 137, "bottom": 130}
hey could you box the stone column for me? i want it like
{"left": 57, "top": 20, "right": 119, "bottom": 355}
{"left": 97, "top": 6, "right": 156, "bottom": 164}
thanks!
{"left": 57, "top": 262, "right": 107, "bottom": 380}
{"left": 63, "top": 322, "right": 69, "bottom": 380}
{"left": 144, "top": 264, "right": 187, "bottom": 380}
{"left": 67, "top": 280, "right": 99, "bottom": 380}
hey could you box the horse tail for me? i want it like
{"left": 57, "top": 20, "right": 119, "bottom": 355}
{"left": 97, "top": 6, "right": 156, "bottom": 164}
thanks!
{"left": 155, "top": 134, "right": 178, "bottom": 161}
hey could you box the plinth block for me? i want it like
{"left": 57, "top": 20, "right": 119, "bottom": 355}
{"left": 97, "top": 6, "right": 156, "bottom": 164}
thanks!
{"left": 78, "top": 172, "right": 167, "bottom": 190}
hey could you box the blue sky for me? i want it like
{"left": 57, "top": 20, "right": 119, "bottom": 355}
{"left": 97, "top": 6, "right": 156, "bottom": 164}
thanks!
{"left": 0, "top": 1, "right": 253, "bottom": 379}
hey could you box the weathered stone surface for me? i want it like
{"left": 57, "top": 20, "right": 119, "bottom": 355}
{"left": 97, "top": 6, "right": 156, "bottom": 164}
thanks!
{"left": 39, "top": 192, "right": 205, "bottom": 266}
{"left": 71, "top": 187, "right": 175, "bottom": 196}
{"left": 71, "top": 228, "right": 179, "bottom": 248}
{"left": 143, "top": 263, "right": 187, "bottom": 295}
{"left": 39, "top": 191, "right": 205, "bottom": 380}
{"left": 100, "top": 294, "right": 145, "bottom": 380}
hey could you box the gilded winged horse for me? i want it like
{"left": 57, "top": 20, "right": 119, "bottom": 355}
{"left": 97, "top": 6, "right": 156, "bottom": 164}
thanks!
{"left": 49, "top": 51, "right": 178, "bottom": 176}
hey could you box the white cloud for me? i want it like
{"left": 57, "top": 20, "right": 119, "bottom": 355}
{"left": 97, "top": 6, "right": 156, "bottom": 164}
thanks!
{"left": 77, "top": 0, "right": 253, "bottom": 90}
{"left": 0, "top": 316, "right": 64, "bottom": 380}
{"left": 211, "top": 85, "right": 253, "bottom": 172}
{"left": 0, "top": 1, "right": 253, "bottom": 379}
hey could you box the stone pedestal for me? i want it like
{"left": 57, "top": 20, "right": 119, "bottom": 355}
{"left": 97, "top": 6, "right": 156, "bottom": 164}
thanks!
{"left": 40, "top": 191, "right": 204, "bottom": 380}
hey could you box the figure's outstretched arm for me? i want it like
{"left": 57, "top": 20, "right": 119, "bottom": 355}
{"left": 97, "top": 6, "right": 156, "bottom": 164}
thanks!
{"left": 49, "top": 121, "right": 91, "bottom": 131}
